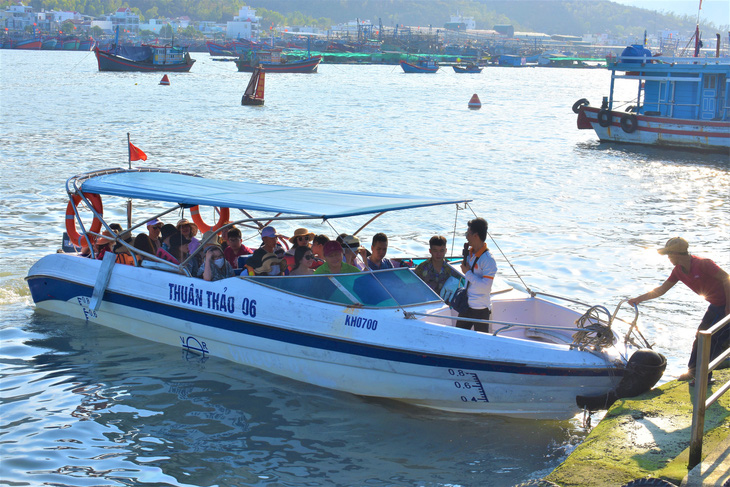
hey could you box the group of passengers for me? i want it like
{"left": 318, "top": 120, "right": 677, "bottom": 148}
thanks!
{"left": 74, "top": 216, "right": 498, "bottom": 331}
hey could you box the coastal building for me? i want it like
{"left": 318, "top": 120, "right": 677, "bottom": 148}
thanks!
{"left": 444, "top": 12, "right": 475, "bottom": 31}
{"left": 108, "top": 8, "right": 139, "bottom": 33}
{"left": 226, "top": 6, "right": 260, "bottom": 41}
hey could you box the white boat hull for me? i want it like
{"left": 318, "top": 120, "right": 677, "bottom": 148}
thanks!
{"left": 578, "top": 106, "right": 730, "bottom": 152}
{"left": 28, "top": 254, "right": 636, "bottom": 419}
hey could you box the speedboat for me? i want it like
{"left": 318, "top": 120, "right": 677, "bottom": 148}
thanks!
{"left": 26, "top": 167, "right": 666, "bottom": 419}
{"left": 573, "top": 44, "right": 729, "bottom": 152}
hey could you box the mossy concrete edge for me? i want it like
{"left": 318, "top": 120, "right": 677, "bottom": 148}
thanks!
{"left": 545, "top": 368, "right": 730, "bottom": 487}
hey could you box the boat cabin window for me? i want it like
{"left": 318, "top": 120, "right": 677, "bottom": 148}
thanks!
{"left": 246, "top": 268, "right": 442, "bottom": 308}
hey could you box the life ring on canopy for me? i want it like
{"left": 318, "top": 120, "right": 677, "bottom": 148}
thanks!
{"left": 572, "top": 98, "right": 589, "bottom": 114}
{"left": 190, "top": 206, "right": 230, "bottom": 233}
{"left": 597, "top": 109, "right": 613, "bottom": 127}
{"left": 620, "top": 114, "right": 638, "bottom": 133}
{"left": 65, "top": 193, "right": 103, "bottom": 248}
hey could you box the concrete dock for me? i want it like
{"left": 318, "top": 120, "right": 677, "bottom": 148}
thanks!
{"left": 544, "top": 368, "right": 730, "bottom": 487}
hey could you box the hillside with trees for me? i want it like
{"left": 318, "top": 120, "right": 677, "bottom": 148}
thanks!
{"left": 3, "top": 0, "right": 726, "bottom": 36}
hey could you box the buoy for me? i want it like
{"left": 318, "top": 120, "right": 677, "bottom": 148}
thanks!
{"left": 159, "top": 74, "right": 170, "bottom": 86}
{"left": 468, "top": 93, "right": 481, "bottom": 110}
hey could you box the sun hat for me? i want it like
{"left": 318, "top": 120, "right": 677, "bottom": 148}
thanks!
{"left": 177, "top": 218, "right": 198, "bottom": 237}
{"left": 96, "top": 230, "right": 114, "bottom": 245}
{"left": 146, "top": 219, "right": 163, "bottom": 228}
{"left": 289, "top": 227, "right": 315, "bottom": 243}
{"left": 160, "top": 224, "right": 177, "bottom": 242}
{"left": 261, "top": 226, "right": 280, "bottom": 238}
{"left": 341, "top": 235, "right": 360, "bottom": 249}
{"left": 201, "top": 230, "right": 220, "bottom": 247}
{"left": 657, "top": 237, "right": 689, "bottom": 255}
{"left": 323, "top": 241, "right": 343, "bottom": 256}
{"left": 204, "top": 244, "right": 223, "bottom": 254}
{"left": 254, "top": 252, "right": 283, "bottom": 274}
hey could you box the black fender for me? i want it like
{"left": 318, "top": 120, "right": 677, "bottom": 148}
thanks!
{"left": 621, "top": 114, "right": 638, "bottom": 133}
{"left": 572, "top": 98, "right": 589, "bottom": 114}
{"left": 598, "top": 109, "right": 613, "bottom": 127}
{"left": 577, "top": 349, "right": 666, "bottom": 411}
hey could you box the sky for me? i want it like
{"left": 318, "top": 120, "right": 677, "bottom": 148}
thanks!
{"left": 612, "top": 0, "right": 729, "bottom": 26}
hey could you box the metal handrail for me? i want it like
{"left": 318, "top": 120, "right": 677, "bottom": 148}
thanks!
{"left": 688, "top": 313, "right": 730, "bottom": 469}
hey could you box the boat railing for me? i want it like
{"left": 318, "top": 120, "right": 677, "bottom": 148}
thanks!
{"left": 609, "top": 54, "right": 730, "bottom": 67}
{"left": 688, "top": 312, "right": 730, "bottom": 469}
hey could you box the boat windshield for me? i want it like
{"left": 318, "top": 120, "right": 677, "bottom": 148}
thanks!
{"left": 246, "top": 268, "right": 442, "bottom": 308}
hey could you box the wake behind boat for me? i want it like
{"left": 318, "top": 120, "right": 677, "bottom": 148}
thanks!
{"left": 26, "top": 168, "right": 666, "bottom": 419}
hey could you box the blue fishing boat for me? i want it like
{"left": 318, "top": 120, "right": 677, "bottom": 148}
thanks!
{"left": 400, "top": 59, "right": 439, "bottom": 73}
{"left": 94, "top": 44, "right": 195, "bottom": 72}
{"left": 574, "top": 44, "right": 729, "bottom": 152}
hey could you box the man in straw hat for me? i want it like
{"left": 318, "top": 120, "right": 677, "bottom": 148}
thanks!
{"left": 629, "top": 237, "right": 730, "bottom": 384}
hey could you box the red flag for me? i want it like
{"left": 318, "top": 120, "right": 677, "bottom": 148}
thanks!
{"left": 129, "top": 142, "right": 147, "bottom": 161}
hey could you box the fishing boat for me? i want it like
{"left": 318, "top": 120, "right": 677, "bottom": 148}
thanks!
{"left": 14, "top": 36, "right": 42, "bottom": 50}
{"left": 241, "top": 67, "right": 265, "bottom": 106}
{"left": 236, "top": 51, "right": 322, "bottom": 73}
{"left": 26, "top": 167, "right": 666, "bottom": 420}
{"left": 400, "top": 59, "right": 439, "bottom": 73}
{"left": 573, "top": 44, "right": 730, "bottom": 152}
{"left": 94, "top": 44, "right": 196, "bottom": 72}
{"left": 453, "top": 63, "right": 482, "bottom": 73}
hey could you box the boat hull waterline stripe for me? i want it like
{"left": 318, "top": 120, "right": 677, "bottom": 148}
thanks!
{"left": 28, "top": 275, "right": 621, "bottom": 378}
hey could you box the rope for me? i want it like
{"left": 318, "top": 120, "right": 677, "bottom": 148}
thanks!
{"left": 572, "top": 306, "right": 614, "bottom": 351}
{"left": 465, "top": 203, "right": 533, "bottom": 295}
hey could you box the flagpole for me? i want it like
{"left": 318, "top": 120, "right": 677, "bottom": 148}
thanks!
{"left": 126, "top": 133, "right": 132, "bottom": 229}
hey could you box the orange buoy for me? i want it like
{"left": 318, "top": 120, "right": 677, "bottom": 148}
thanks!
{"left": 159, "top": 74, "right": 170, "bottom": 86}
{"left": 468, "top": 93, "right": 481, "bottom": 109}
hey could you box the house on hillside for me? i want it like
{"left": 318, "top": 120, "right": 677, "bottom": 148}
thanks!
{"left": 226, "top": 6, "right": 260, "bottom": 41}
{"left": 108, "top": 7, "right": 139, "bottom": 33}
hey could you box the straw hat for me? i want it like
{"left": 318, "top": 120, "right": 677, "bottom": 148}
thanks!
{"left": 96, "top": 230, "right": 114, "bottom": 245}
{"left": 289, "top": 227, "right": 315, "bottom": 243}
{"left": 657, "top": 237, "right": 689, "bottom": 255}
{"left": 177, "top": 218, "right": 199, "bottom": 237}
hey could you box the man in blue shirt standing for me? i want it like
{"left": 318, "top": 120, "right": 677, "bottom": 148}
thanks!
{"left": 457, "top": 218, "right": 498, "bottom": 333}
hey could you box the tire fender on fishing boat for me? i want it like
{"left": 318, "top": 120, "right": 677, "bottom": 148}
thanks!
{"left": 190, "top": 206, "right": 230, "bottom": 233}
{"left": 575, "top": 349, "right": 666, "bottom": 411}
{"left": 621, "top": 114, "right": 638, "bottom": 133}
{"left": 598, "top": 109, "right": 613, "bottom": 127}
{"left": 572, "top": 98, "right": 589, "bottom": 114}
{"left": 65, "top": 193, "right": 103, "bottom": 247}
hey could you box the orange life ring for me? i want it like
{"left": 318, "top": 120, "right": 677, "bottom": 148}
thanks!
{"left": 190, "top": 206, "right": 230, "bottom": 233}
{"left": 65, "top": 193, "right": 103, "bottom": 248}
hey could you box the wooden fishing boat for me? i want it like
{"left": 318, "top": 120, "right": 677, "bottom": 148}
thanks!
{"left": 400, "top": 59, "right": 439, "bottom": 73}
{"left": 453, "top": 63, "right": 482, "bottom": 73}
{"left": 94, "top": 44, "right": 195, "bottom": 72}
{"left": 242, "top": 67, "right": 265, "bottom": 106}
{"left": 574, "top": 44, "right": 729, "bottom": 152}
{"left": 236, "top": 51, "right": 322, "bottom": 73}
{"left": 25, "top": 167, "right": 666, "bottom": 420}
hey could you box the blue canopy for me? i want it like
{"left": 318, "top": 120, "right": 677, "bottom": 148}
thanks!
{"left": 77, "top": 169, "right": 470, "bottom": 219}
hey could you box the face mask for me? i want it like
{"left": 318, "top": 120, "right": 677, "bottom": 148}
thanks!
{"left": 214, "top": 258, "right": 225, "bottom": 268}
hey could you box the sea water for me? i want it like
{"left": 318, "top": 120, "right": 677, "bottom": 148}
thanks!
{"left": 0, "top": 50, "right": 728, "bottom": 486}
